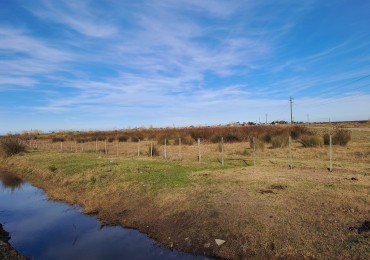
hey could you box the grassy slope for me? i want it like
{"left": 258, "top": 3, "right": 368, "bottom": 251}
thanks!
{"left": 2, "top": 127, "right": 369, "bottom": 259}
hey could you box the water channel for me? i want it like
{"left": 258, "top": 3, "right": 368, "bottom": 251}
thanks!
{"left": 0, "top": 171, "right": 205, "bottom": 260}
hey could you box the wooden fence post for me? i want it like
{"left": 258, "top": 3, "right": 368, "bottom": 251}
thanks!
{"left": 116, "top": 141, "right": 119, "bottom": 157}
{"left": 289, "top": 135, "right": 293, "bottom": 169}
{"left": 253, "top": 137, "right": 256, "bottom": 167}
{"left": 179, "top": 137, "right": 182, "bottom": 160}
{"left": 198, "top": 138, "right": 201, "bottom": 162}
{"left": 104, "top": 140, "right": 107, "bottom": 155}
{"left": 60, "top": 142, "right": 63, "bottom": 151}
{"left": 329, "top": 134, "right": 333, "bottom": 172}
{"left": 95, "top": 138, "right": 98, "bottom": 153}
{"left": 137, "top": 139, "right": 140, "bottom": 157}
{"left": 150, "top": 141, "right": 153, "bottom": 157}
{"left": 164, "top": 138, "right": 167, "bottom": 160}
{"left": 221, "top": 137, "right": 224, "bottom": 166}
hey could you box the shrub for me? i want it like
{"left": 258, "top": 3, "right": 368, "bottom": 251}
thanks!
{"left": 148, "top": 144, "right": 160, "bottom": 156}
{"left": 174, "top": 135, "right": 194, "bottom": 145}
{"left": 107, "top": 137, "right": 115, "bottom": 143}
{"left": 249, "top": 137, "right": 265, "bottom": 151}
{"left": 323, "top": 133, "right": 330, "bottom": 145}
{"left": 333, "top": 129, "right": 351, "bottom": 146}
{"left": 290, "top": 125, "right": 309, "bottom": 139}
{"left": 224, "top": 133, "right": 241, "bottom": 143}
{"left": 96, "top": 136, "right": 105, "bottom": 141}
{"left": 48, "top": 164, "right": 57, "bottom": 172}
{"left": 157, "top": 136, "right": 167, "bottom": 145}
{"left": 210, "top": 135, "right": 222, "bottom": 143}
{"left": 262, "top": 134, "right": 272, "bottom": 143}
{"left": 323, "top": 129, "right": 351, "bottom": 146}
{"left": 117, "top": 135, "right": 129, "bottom": 142}
{"left": 52, "top": 137, "right": 65, "bottom": 142}
{"left": 0, "top": 137, "right": 26, "bottom": 157}
{"left": 131, "top": 135, "right": 143, "bottom": 142}
{"left": 271, "top": 135, "right": 288, "bottom": 148}
{"left": 299, "top": 135, "right": 322, "bottom": 147}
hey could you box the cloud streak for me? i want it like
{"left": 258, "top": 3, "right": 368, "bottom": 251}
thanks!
{"left": 0, "top": 0, "right": 369, "bottom": 133}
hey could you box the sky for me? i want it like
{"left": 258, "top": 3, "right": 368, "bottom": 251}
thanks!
{"left": 0, "top": 0, "right": 370, "bottom": 134}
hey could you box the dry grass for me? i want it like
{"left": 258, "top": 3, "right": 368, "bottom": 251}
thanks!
{"left": 2, "top": 123, "right": 369, "bottom": 259}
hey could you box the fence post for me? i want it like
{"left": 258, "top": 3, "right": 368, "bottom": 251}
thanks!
{"left": 221, "top": 137, "right": 224, "bottom": 166}
{"left": 75, "top": 141, "right": 77, "bottom": 153}
{"left": 198, "top": 138, "right": 201, "bottom": 162}
{"left": 150, "top": 141, "right": 153, "bottom": 157}
{"left": 81, "top": 143, "right": 84, "bottom": 152}
{"left": 116, "top": 141, "right": 119, "bottom": 157}
{"left": 289, "top": 135, "right": 293, "bottom": 169}
{"left": 137, "top": 139, "right": 140, "bottom": 157}
{"left": 179, "top": 137, "right": 182, "bottom": 160}
{"left": 95, "top": 138, "right": 98, "bottom": 153}
{"left": 164, "top": 138, "right": 167, "bottom": 160}
{"left": 253, "top": 137, "right": 256, "bottom": 167}
{"left": 104, "top": 140, "right": 107, "bottom": 155}
{"left": 60, "top": 142, "right": 63, "bottom": 151}
{"left": 329, "top": 134, "right": 333, "bottom": 172}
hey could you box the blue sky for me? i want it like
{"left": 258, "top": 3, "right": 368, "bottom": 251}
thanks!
{"left": 1, "top": 0, "right": 369, "bottom": 134}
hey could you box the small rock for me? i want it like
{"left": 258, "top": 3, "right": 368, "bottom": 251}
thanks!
{"left": 204, "top": 242, "right": 211, "bottom": 248}
{"left": 215, "top": 239, "right": 226, "bottom": 246}
{"left": 185, "top": 237, "right": 191, "bottom": 246}
{"left": 350, "top": 208, "right": 355, "bottom": 213}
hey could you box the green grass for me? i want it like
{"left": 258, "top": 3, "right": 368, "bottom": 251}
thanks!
{"left": 22, "top": 150, "right": 244, "bottom": 193}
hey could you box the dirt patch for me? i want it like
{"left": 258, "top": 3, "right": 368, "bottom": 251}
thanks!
{"left": 269, "top": 184, "right": 288, "bottom": 190}
{"left": 260, "top": 184, "right": 287, "bottom": 194}
{"left": 259, "top": 189, "right": 276, "bottom": 194}
{"left": 357, "top": 221, "right": 370, "bottom": 234}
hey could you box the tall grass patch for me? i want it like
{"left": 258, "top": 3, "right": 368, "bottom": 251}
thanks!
{"left": 271, "top": 135, "right": 288, "bottom": 148}
{"left": 299, "top": 135, "right": 322, "bottom": 147}
{"left": 323, "top": 129, "right": 351, "bottom": 146}
{"left": 0, "top": 136, "right": 26, "bottom": 157}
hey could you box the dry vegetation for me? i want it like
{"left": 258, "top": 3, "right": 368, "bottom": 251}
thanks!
{"left": 1, "top": 121, "right": 369, "bottom": 259}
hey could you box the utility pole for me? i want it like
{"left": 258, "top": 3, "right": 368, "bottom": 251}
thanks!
{"left": 265, "top": 113, "right": 268, "bottom": 124}
{"left": 289, "top": 96, "right": 294, "bottom": 124}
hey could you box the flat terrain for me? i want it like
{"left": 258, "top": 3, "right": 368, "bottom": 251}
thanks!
{"left": 2, "top": 125, "right": 369, "bottom": 259}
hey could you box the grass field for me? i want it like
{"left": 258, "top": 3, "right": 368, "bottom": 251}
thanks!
{"left": 1, "top": 123, "right": 369, "bottom": 259}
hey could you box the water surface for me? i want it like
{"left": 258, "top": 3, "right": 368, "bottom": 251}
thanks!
{"left": 0, "top": 171, "right": 204, "bottom": 260}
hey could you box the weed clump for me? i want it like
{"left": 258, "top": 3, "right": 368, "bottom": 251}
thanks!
{"left": 333, "top": 129, "right": 351, "bottom": 146}
{"left": 300, "top": 135, "right": 322, "bottom": 147}
{"left": 249, "top": 137, "right": 265, "bottom": 151}
{"left": 48, "top": 164, "right": 57, "bottom": 172}
{"left": 323, "top": 129, "right": 351, "bottom": 146}
{"left": 174, "top": 135, "right": 194, "bottom": 145}
{"left": 224, "top": 133, "right": 242, "bottom": 143}
{"left": 117, "top": 135, "right": 129, "bottom": 142}
{"left": 148, "top": 145, "right": 160, "bottom": 156}
{"left": 52, "top": 137, "right": 65, "bottom": 142}
{"left": 271, "top": 135, "right": 288, "bottom": 148}
{"left": 0, "top": 136, "right": 26, "bottom": 157}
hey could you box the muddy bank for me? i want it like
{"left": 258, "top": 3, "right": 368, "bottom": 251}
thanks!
{"left": 0, "top": 224, "right": 28, "bottom": 260}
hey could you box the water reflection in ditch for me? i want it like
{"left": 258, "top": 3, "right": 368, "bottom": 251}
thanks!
{"left": 0, "top": 171, "right": 206, "bottom": 260}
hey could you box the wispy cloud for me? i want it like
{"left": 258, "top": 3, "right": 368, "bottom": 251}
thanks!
{"left": 0, "top": 0, "right": 369, "bottom": 133}
{"left": 26, "top": 1, "right": 118, "bottom": 38}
